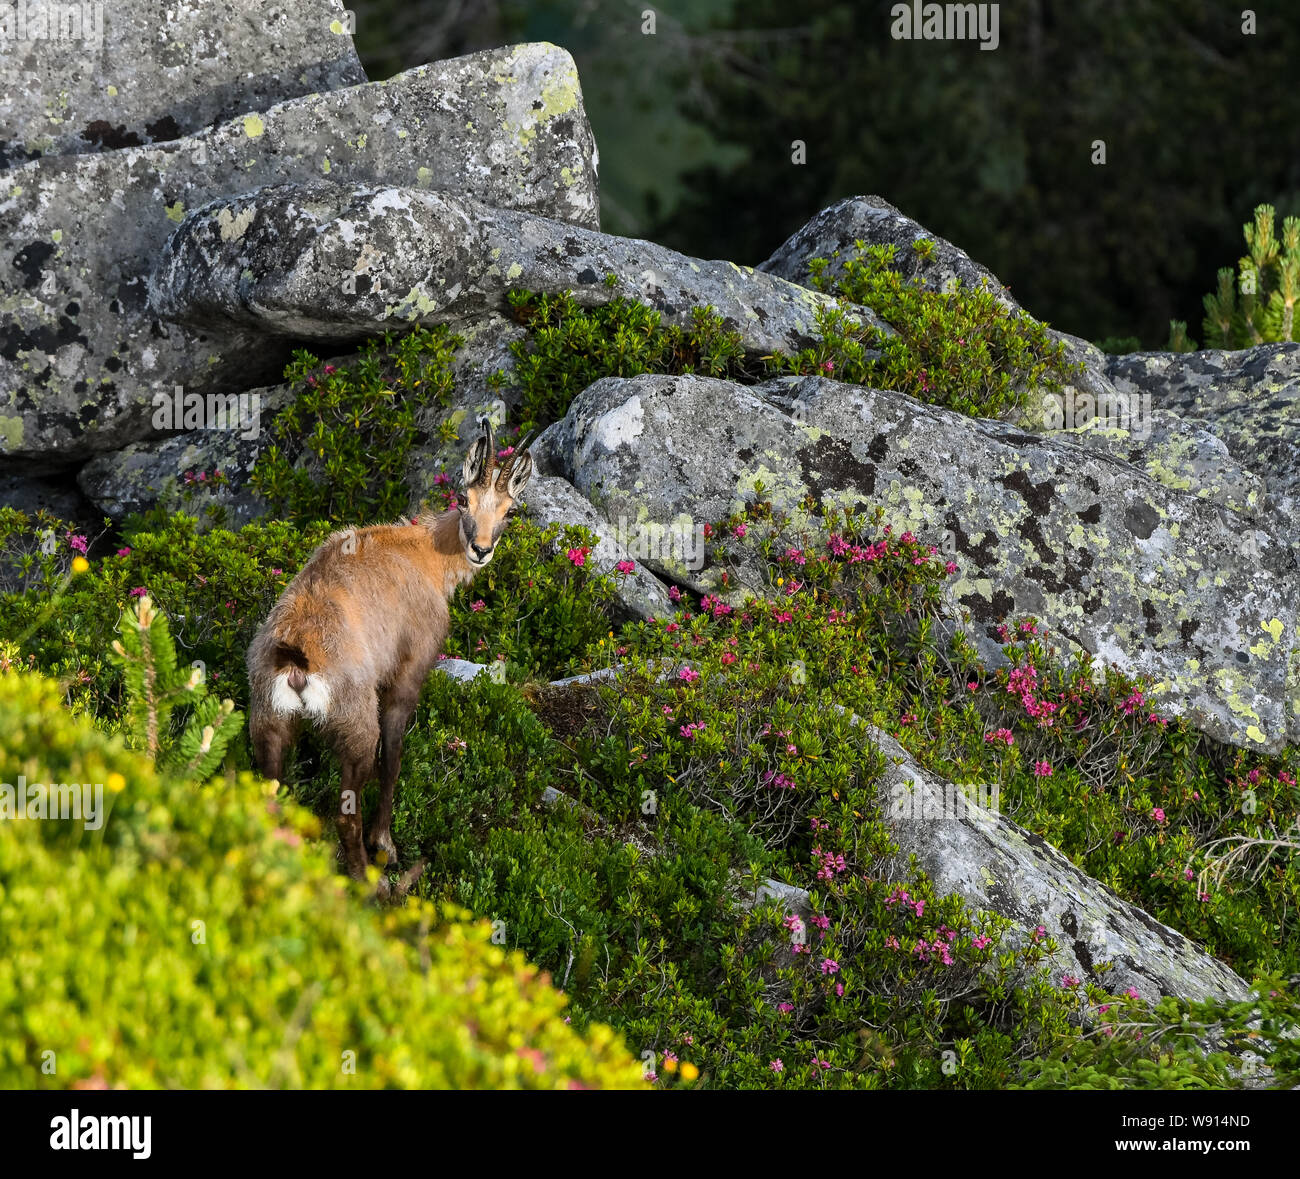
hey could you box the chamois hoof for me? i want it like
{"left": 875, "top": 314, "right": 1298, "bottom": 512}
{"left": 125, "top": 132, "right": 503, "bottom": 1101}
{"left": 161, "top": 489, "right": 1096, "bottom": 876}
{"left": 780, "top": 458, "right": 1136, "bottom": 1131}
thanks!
{"left": 369, "top": 831, "right": 400, "bottom": 868}
{"left": 375, "top": 858, "right": 427, "bottom": 903}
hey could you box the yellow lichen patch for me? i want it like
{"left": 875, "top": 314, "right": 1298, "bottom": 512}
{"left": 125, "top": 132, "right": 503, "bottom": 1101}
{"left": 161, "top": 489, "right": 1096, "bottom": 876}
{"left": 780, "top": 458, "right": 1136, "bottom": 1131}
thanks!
{"left": 242, "top": 113, "right": 265, "bottom": 139}
{"left": 0, "top": 416, "right": 24, "bottom": 450}
{"left": 389, "top": 288, "right": 440, "bottom": 320}
{"left": 536, "top": 64, "right": 581, "bottom": 121}
{"left": 164, "top": 201, "right": 185, "bottom": 223}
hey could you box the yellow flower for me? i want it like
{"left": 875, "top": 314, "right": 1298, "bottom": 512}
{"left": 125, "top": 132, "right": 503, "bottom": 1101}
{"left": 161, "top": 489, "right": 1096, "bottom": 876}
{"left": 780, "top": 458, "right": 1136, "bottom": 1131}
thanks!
{"left": 662, "top": 1056, "right": 677, "bottom": 1073}
{"left": 106, "top": 772, "right": 126, "bottom": 794}
{"left": 71, "top": 556, "right": 89, "bottom": 574}
{"left": 680, "top": 1061, "right": 699, "bottom": 1081}
{"left": 777, "top": 577, "right": 784, "bottom": 586}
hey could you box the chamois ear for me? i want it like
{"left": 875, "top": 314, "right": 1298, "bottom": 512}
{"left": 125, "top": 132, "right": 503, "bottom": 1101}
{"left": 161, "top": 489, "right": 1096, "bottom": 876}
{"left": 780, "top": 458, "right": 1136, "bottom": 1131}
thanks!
{"left": 498, "top": 426, "right": 539, "bottom": 500}
{"left": 461, "top": 417, "right": 495, "bottom": 489}
{"left": 505, "top": 448, "right": 533, "bottom": 499}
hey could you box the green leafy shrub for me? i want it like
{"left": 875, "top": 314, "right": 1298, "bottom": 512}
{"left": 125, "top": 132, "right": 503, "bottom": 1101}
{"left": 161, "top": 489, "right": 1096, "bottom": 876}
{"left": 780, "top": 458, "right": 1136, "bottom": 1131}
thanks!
{"left": 0, "top": 511, "right": 332, "bottom": 719}
{"left": 771, "top": 240, "right": 1077, "bottom": 418}
{"left": 0, "top": 671, "right": 644, "bottom": 1089}
{"left": 505, "top": 288, "right": 752, "bottom": 427}
{"left": 251, "top": 326, "right": 460, "bottom": 524}
{"left": 1196, "top": 203, "right": 1300, "bottom": 349}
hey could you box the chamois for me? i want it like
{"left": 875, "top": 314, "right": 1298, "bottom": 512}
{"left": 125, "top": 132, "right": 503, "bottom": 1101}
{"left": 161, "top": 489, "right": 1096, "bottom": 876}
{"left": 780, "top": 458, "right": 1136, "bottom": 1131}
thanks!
{"left": 246, "top": 418, "right": 534, "bottom": 890}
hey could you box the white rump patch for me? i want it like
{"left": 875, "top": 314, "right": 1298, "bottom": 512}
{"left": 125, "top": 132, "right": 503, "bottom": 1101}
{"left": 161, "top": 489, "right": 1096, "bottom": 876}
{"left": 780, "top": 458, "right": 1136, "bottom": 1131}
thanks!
{"left": 269, "top": 671, "right": 331, "bottom": 720}
{"left": 299, "top": 674, "right": 332, "bottom": 720}
{"left": 270, "top": 672, "right": 301, "bottom": 716}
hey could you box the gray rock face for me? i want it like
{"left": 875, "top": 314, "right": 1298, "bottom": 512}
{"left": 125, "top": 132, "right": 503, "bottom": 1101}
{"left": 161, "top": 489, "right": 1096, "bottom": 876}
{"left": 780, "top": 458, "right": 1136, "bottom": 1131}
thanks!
{"left": 1037, "top": 406, "right": 1275, "bottom": 520}
{"left": 148, "top": 181, "right": 882, "bottom": 353}
{"left": 536, "top": 371, "right": 1300, "bottom": 752}
{"left": 0, "top": 42, "right": 599, "bottom": 462}
{"left": 75, "top": 380, "right": 294, "bottom": 527}
{"left": 1107, "top": 344, "right": 1300, "bottom": 513}
{"left": 0, "top": 0, "right": 365, "bottom": 165}
{"left": 868, "top": 723, "right": 1251, "bottom": 1003}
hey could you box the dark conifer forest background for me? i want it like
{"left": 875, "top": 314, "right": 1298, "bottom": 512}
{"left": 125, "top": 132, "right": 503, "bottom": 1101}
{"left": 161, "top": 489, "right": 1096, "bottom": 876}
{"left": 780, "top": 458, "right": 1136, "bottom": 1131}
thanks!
{"left": 352, "top": 0, "right": 1300, "bottom": 348}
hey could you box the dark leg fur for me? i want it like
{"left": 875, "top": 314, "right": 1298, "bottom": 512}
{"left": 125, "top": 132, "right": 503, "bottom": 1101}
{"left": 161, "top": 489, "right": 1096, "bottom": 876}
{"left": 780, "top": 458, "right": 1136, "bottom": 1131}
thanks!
{"left": 337, "top": 754, "right": 373, "bottom": 880}
{"left": 369, "top": 680, "right": 422, "bottom": 866}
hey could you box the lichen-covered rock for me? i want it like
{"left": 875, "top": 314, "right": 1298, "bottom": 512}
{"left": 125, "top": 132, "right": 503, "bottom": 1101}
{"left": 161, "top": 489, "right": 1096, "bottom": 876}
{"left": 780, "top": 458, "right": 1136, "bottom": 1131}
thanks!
{"left": 1037, "top": 406, "right": 1276, "bottom": 520}
{"left": 1106, "top": 344, "right": 1300, "bottom": 514}
{"left": 0, "top": 0, "right": 365, "bottom": 165}
{"left": 536, "top": 371, "right": 1300, "bottom": 752}
{"left": 867, "top": 722, "right": 1250, "bottom": 1003}
{"left": 760, "top": 194, "right": 1121, "bottom": 410}
{"left": 519, "top": 474, "right": 672, "bottom": 621}
{"left": 75, "top": 380, "right": 295, "bottom": 527}
{"left": 148, "top": 181, "right": 885, "bottom": 356}
{"left": 0, "top": 42, "right": 599, "bottom": 461}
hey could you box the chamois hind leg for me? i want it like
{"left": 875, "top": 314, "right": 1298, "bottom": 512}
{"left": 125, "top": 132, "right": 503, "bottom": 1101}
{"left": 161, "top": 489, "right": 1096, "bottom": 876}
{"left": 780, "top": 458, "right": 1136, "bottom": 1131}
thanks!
{"left": 333, "top": 705, "right": 380, "bottom": 882}
{"left": 250, "top": 709, "right": 296, "bottom": 784}
{"left": 369, "top": 670, "right": 426, "bottom": 868}
{"left": 337, "top": 753, "right": 375, "bottom": 880}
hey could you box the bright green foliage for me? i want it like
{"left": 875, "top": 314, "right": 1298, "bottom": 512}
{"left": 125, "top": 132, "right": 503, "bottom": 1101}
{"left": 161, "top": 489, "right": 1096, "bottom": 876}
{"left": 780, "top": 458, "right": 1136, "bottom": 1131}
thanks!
{"left": 506, "top": 288, "right": 752, "bottom": 427}
{"left": 0, "top": 510, "right": 332, "bottom": 720}
{"left": 0, "top": 671, "right": 645, "bottom": 1089}
{"left": 1197, "top": 203, "right": 1300, "bottom": 349}
{"left": 770, "top": 241, "right": 1077, "bottom": 418}
{"left": 108, "top": 594, "right": 242, "bottom": 781}
{"left": 252, "top": 326, "right": 460, "bottom": 523}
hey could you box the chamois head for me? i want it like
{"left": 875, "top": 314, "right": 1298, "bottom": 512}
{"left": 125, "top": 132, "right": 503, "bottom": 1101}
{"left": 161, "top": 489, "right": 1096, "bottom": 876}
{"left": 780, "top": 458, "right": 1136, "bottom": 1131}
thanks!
{"left": 457, "top": 417, "right": 535, "bottom": 568}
